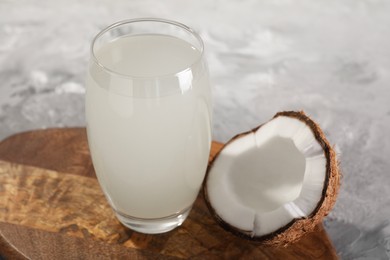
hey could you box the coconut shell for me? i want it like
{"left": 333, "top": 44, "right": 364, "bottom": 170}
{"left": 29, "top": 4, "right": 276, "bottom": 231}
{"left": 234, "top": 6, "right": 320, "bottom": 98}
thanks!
{"left": 204, "top": 111, "right": 340, "bottom": 247}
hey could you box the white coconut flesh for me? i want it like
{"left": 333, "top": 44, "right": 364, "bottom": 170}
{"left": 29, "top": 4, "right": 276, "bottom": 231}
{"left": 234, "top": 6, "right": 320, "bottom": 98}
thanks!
{"left": 206, "top": 116, "right": 327, "bottom": 237}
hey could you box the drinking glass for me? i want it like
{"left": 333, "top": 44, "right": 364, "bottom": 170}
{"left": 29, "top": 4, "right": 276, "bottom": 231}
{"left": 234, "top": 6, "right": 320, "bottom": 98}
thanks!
{"left": 85, "top": 18, "right": 212, "bottom": 234}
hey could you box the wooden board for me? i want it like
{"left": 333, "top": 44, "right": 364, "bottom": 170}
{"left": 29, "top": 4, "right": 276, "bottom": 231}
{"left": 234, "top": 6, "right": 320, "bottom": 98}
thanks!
{"left": 0, "top": 128, "right": 338, "bottom": 259}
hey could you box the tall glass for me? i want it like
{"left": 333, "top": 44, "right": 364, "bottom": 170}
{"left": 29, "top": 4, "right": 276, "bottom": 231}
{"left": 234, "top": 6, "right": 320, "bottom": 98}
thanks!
{"left": 85, "top": 18, "right": 212, "bottom": 234}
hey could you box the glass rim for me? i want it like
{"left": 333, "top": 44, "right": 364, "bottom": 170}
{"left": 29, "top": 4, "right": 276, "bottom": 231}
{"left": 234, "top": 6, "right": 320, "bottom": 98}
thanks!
{"left": 90, "top": 18, "right": 205, "bottom": 79}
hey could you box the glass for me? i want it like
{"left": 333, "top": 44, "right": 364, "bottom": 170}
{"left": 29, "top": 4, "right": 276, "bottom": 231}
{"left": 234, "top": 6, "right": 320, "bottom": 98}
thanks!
{"left": 85, "top": 18, "right": 212, "bottom": 234}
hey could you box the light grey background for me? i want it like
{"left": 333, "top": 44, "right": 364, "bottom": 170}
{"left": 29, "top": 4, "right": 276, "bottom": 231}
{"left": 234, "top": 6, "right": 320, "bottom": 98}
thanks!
{"left": 1, "top": 0, "right": 390, "bottom": 258}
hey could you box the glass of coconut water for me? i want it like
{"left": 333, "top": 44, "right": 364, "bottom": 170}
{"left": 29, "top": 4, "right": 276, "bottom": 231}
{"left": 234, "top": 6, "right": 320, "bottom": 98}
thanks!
{"left": 85, "top": 18, "right": 212, "bottom": 234}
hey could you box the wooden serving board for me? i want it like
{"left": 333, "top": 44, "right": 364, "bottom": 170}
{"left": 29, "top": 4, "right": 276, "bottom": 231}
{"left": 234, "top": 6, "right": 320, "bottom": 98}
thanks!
{"left": 0, "top": 128, "right": 337, "bottom": 259}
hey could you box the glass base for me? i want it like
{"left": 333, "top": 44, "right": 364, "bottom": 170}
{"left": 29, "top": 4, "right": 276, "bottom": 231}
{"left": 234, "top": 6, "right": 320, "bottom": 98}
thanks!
{"left": 115, "top": 206, "right": 192, "bottom": 234}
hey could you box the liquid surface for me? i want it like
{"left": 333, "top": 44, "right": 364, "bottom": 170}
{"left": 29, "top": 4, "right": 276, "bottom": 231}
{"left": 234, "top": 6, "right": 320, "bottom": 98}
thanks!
{"left": 95, "top": 34, "right": 200, "bottom": 77}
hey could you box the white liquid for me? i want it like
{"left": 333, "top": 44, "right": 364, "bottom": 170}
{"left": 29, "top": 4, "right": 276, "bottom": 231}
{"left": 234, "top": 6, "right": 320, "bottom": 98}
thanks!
{"left": 86, "top": 34, "right": 212, "bottom": 219}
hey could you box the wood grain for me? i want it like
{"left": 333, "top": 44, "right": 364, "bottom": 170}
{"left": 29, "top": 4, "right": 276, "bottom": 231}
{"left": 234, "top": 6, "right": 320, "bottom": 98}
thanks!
{"left": 0, "top": 128, "right": 95, "bottom": 177}
{"left": 0, "top": 128, "right": 338, "bottom": 259}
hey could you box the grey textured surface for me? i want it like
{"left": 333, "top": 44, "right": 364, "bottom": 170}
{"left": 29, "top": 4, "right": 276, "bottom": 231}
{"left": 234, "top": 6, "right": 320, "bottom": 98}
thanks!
{"left": 1, "top": 0, "right": 390, "bottom": 258}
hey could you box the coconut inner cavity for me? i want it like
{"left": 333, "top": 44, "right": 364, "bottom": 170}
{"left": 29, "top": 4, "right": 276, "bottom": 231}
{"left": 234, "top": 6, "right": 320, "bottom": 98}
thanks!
{"left": 229, "top": 136, "right": 306, "bottom": 213}
{"left": 206, "top": 115, "right": 328, "bottom": 236}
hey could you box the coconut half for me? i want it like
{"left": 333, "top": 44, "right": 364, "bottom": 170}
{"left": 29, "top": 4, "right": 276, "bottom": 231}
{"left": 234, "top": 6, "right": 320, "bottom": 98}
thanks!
{"left": 204, "top": 111, "right": 340, "bottom": 246}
